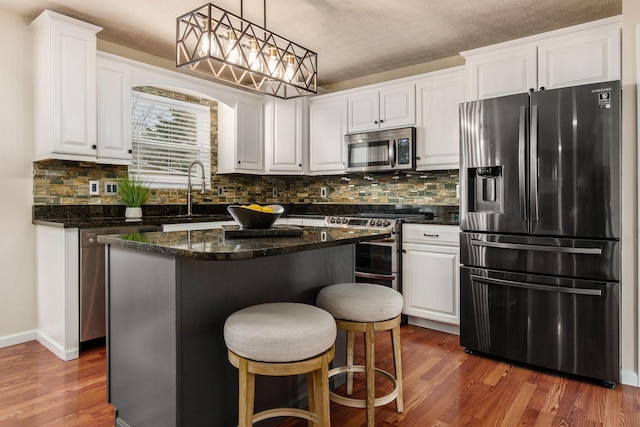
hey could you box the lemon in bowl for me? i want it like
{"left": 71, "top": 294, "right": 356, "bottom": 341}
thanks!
{"left": 227, "top": 204, "right": 284, "bottom": 229}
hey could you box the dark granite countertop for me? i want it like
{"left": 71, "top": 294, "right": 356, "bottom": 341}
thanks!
{"left": 32, "top": 203, "right": 459, "bottom": 228}
{"left": 32, "top": 214, "right": 233, "bottom": 229}
{"left": 97, "top": 226, "right": 390, "bottom": 261}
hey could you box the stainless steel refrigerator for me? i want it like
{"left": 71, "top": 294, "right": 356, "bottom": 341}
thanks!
{"left": 459, "top": 81, "right": 621, "bottom": 386}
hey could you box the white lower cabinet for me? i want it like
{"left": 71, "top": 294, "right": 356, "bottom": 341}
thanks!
{"left": 402, "top": 224, "right": 460, "bottom": 334}
{"left": 35, "top": 226, "right": 80, "bottom": 361}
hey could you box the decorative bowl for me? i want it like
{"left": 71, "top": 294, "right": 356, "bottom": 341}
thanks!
{"left": 227, "top": 205, "right": 284, "bottom": 229}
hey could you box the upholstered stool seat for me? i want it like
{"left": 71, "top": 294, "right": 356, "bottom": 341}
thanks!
{"left": 224, "top": 302, "right": 336, "bottom": 427}
{"left": 317, "top": 283, "right": 404, "bottom": 427}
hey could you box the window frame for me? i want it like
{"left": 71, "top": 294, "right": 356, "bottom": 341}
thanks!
{"left": 129, "top": 90, "right": 212, "bottom": 189}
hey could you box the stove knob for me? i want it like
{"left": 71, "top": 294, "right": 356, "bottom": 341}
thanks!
{"left": 376, "top": 219, "right": 383, "bottom": 226}
{"left": 329, "top": 217, "right": 336, "bottom": 223}
{"left": 383, "top": 220, "right": 391, "bottom": 226}
{"left": 338, "top": 217, "right": 344, "bottom": 224}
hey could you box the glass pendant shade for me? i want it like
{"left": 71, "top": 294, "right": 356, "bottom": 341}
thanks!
{"left": 177, "top": 3, "right": 317, "bottom": 99}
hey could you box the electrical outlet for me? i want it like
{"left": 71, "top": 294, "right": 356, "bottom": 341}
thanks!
{"left": 456, "top": 184, "right": 460, "bottom": 198}
{"left": 272, "top": 188, "right": 278, "bottom": 197}
{"left": 217, "top": 187, "right": 224, "bottom": 196}
{"left": 104, "top": 181, "right": 118, "bottom": 195}
{"left": 89, "top": 180, "right": 99, "bottom": 196}
{"left": 320, "top": 187, "right": 327, "bottom": 198}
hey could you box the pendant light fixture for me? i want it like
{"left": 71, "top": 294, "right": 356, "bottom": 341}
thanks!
{"left": 177, "top": 1, "right": 317, "bottom": 99}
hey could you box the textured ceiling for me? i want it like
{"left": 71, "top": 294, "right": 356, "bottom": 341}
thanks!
{"left": 0, "top": 0, "right": 621, "bottom": 87}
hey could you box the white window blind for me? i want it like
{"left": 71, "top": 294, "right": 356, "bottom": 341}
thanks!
{"left": 130, "top": 91, "right": 211, "bottom": 188}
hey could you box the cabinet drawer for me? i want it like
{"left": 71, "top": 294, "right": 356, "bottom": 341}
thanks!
{"left": 402, "top": 224, "right": 459, "bottom": 245}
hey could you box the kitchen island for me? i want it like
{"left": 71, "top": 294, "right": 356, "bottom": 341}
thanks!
{"left": 99, "top": 226, "right": 390, "bottom": 427}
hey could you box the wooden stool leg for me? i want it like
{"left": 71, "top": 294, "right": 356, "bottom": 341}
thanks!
{"left": 346, "top": 330, "right": 355, "bottom": 395}
{"left": 238, "top": 357, "right": 255, "bottom": 427}
{"left": 307, "top": 372, "right": 316, "bottom": 427}
{"left": 318, "top": 353, "right": 331, "bottom": 427}
{"left": 391, "top": 324, "right": 404, "bottom": 412}
{"left": 364, "top": 323, "right": 375, "bottom": 427}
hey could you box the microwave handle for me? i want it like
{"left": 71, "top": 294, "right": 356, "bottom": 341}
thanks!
{"left": 389, "top": 139, "right": 396, "bottom": 168}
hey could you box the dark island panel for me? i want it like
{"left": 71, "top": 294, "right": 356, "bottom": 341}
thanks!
{"left": 107, "top": 243, "right": 356, "bottom": 427}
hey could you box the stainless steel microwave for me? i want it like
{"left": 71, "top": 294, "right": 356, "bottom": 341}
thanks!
{"left": 344, "top": 127, "right": 416, "bottom": 173}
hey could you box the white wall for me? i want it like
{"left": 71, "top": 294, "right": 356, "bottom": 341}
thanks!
{"left": 0, "top": 8, "right": 36, "bottom": 344}
{"left": 622, "top": 0, "right": 640, "bottom": 383}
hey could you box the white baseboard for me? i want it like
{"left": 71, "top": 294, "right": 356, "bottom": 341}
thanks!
{"left": 36, "top": 331, "right": 79, "bottom": 361}
{"left": 0, "top": 329, "right": 37, "bottom": 349}
{"left": 407, "top": 316, "right": 460, "bottom": 335}
{"left": 621, "top": 369, "right": 639, "bottom": 387}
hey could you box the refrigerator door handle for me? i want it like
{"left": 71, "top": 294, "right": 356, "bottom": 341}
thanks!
{"left": 470, "top": 274, "right": 603, "bottom": 296}
{"left": 470, "top": 239, "right": 603, "bottom": 255}
{"left": 530, "top": 104, "right": 539, "bottom": 221}
{"left": 519, "top": 106, "right": 527, "bottom": 221}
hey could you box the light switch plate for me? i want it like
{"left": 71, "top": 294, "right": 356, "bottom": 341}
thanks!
{"left": 89, "top": 180, "right": 99, "bottom": 196}
{"left": 104, "top": 181, "right": 118, "bottom": 195}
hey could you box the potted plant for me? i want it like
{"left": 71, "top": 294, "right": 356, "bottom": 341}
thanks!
{"left": 117, "top": 175, "right": 151, "bottom": 219}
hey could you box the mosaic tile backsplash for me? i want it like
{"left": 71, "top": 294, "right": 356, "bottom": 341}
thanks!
{"left": 33, "top": 160, "right": 459, "bottom": 206}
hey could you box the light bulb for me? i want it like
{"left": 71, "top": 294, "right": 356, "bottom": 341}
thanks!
{"left": 225, "top": 30, "right": 240, "bottom": 64}
{"left": 246, "top": 39, "right": 262, "bottom": 72}
{"left": 284, "top": 55, "right": 296, "bottom": 82}
{"left": 267, "top": 47, "right": 280, "bottom": 78}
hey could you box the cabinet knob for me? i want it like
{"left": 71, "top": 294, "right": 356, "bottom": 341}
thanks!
{"left": 380, "top": 119, "right": 384, "bottom": 123}
{"left": 238, "top": 161, "right": 241, "bottom": 164}
{"left": 128, "top": 149, "right": 133, "bottom": 154}
{"left": 415, "top": 156, "right": 421, "bottom": 160}
{"left": 374, "top": 120, "right": 378, "bottom": 124}
{"left": 298, "top": 164, "right": 302, "bottom": 167}
{"left": 402, "top": 249, "right": 407, "bottom": 254}
{"left": 92, "top": 144, "right": 97, "bottom": 149}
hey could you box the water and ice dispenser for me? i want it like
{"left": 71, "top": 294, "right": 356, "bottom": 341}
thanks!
{"left": 467, "top": 166, "right": 503, "bottom": 213}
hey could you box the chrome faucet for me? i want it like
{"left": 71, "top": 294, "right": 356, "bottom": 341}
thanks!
{"left": 187, "top": 160, "right": 205, "bottom": 216}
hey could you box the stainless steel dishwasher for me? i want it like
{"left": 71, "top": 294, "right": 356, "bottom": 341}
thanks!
{"left": 80, "top": 225, "right": 161, "bottom": 343}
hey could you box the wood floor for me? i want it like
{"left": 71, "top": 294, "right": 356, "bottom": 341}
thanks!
{"left": 1, "top": 325, "right": 639, "bottom": 426}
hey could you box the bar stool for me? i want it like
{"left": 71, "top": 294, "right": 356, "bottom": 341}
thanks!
{"left": 223, "top": 302, "right": 336, "bottom": 427}
{"left": 317, "top": 283, "right": 404, "bottom": 427}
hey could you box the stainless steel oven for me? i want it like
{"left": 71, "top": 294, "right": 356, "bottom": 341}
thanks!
{"left": 324, "top": 214, "right": 422, "bottom": 291}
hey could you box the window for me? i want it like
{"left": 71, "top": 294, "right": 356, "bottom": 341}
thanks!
{"left": 130, "top": 91, "right": 211, "bottom": 188}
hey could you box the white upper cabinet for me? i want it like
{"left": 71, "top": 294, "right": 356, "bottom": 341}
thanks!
{"left": 29, "top": 10, "right": 102, "bottom": 162}
{"left": 217, "top": 94, "right": 264, "bottom": 174}
{"left": 415, "top": 67, "right": 465, "bottom": 171}
{"left": 235, "top": 95, "right": 264, "bottom": 173}
{"left": 462, "top": 16, "right": 621, "bottom": 101}
{"left": 96, "top": 55, "right": 132, "bottom": 164}
{"left": 464, "top": 46, "right": 537, "bottom": 101}
{"left": 308, "top": 94, "right": 347, "bottom": 175}
{"left": 347, "top": 83, "right": 415, "bottom": 133}
{"left": 264, "top": 98, "right": 306, "bottom": 174}
{"left": 537, "top": 24, "right": 621, "bottom": 90}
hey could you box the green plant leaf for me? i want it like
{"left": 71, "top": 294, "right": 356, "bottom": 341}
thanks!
{"left": 116, "top": 175, "right": 151, "bottom": 207}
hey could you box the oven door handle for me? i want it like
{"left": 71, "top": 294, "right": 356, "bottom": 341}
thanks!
{"left": 470, "top": 239, "right": 602, "bottom": 255}
{"left": 355, "top": 271, "right": 396, "bottom": 281}
{"left": 366, "top": 238, "right": 396, "bottom": 244}
{"left": 470, "top": 274, "right": 602, "bottom": 296}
